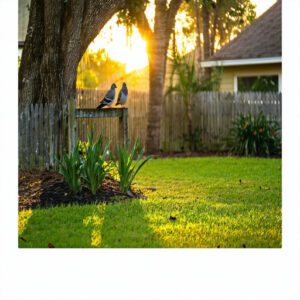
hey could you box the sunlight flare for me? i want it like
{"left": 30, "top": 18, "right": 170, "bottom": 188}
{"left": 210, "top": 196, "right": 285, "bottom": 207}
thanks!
{"left": 89, "top": 16, "right": 148, "bottom": 73}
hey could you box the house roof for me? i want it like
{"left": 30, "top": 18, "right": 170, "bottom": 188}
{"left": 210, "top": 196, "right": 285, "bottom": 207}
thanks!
{"left": 205, "top": 0, "right": 281, "bottom": 63}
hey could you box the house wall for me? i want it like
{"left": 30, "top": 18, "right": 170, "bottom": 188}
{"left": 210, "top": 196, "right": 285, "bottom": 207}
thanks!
{"left": 219, "top": 63, "right": 282, "bottom": 92}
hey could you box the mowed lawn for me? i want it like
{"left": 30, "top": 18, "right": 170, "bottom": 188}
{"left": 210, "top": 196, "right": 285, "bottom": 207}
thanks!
{"left": 19, "top": 157, "right": 281, "bottom": 248}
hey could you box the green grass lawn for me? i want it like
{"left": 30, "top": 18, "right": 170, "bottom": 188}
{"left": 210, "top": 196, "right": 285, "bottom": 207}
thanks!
{"left": 19, "top": 157, "right": 281, "bottom": 248}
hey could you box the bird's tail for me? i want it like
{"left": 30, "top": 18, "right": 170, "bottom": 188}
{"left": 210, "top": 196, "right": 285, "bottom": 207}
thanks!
{"left": 96, "top": 104, "right": 104, "bottom": 110}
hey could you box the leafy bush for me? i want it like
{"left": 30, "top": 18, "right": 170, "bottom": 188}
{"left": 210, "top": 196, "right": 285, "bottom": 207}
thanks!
{"left": 231, "top": 112, "right": 281, "bottom": 157}
{"left": 111, "top": 140, "right": 152, "bottom": 193}
{"left": 58, "top": 145, "right": 82, "bottom": 194}
{"left": 81, "top": 131, "right": 109, "bottom": 195}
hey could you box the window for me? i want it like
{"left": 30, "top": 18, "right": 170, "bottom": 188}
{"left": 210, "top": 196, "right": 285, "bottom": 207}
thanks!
{"left": 237, "top": 75, "right": 279, "bottom": 92}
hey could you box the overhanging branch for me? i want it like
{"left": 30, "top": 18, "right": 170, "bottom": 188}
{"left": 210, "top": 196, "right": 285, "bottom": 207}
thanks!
{"left": 136, "top": 10, "right": 153, "bottom": 42}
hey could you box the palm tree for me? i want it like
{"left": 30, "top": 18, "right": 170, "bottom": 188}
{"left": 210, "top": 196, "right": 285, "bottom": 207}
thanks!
{"left": 165, "top": 59, "right": 211, "bottom": 151}
{"left": 129, "top": 0, "right": 183, "bottom": 154}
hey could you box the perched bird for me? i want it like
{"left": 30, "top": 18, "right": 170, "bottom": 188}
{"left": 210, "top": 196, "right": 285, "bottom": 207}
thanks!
{"left": 96, "top": 83, "right": 117, "bottom": 109}
{"left": 116, "top": 82, "right": 128, "bottom": 107}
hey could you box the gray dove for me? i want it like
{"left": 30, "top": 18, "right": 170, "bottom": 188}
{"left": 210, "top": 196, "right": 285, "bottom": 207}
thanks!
{"left": 116, "top": 82, "right": 128, "bottom": 107}
{"left": 96, "top": 83, "right": 117, "bottom": 109}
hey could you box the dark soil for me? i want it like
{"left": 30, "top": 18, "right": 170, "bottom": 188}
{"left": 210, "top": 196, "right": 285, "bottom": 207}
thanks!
{"left": 19, "top": 170, "right": 142, "bottom": 211}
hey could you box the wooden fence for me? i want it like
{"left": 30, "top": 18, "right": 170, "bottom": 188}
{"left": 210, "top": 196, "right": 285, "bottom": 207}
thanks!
{"left": 76, "top": 90, "right": 282, "bottom": 152}
{"left": 19, "top": 104, "right": 69, "bottom": 170}
{"left": 162, "top": 92, "right": 282, "bottom": 151}
{"left": 19, "top": 91, "right": 281, "bottom": 170}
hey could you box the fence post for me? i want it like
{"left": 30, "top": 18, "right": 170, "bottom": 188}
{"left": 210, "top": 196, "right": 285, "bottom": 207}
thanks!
{"left": 68, "top": 98, "right": 77, "bottom": 153}
{"left": 119, "top": 108, "right": 129, "bottom": 147}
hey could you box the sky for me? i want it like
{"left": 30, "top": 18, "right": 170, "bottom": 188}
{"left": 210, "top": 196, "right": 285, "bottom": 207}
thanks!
{"left": 88, "top": 0, "right": 277, "bottom": 73}
{"left": 252, "top": 0, "right": 277, "bottom": 16}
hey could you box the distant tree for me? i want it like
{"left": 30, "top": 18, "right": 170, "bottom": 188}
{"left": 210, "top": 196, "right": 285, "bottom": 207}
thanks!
{"left": 77, "top": 70, "right": 99, "bottom": 89}
{"left": 194, "top": 0, "right": 203, "bottom": 78}
{"left": 190, "top": 0, "right": 256, "bottom": 77}
{"left": 77, "top": 49, "right": 125, "bottom": 89}
{"left": 200, "top": 0, "right": 256, "bottom": 59}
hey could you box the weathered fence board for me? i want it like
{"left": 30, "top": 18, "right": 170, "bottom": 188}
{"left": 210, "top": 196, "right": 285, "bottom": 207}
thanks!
{"left": 19, "top": 104, "right": 68, "bottom": 170}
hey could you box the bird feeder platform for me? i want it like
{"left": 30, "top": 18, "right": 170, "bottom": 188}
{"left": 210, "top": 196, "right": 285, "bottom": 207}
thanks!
{"left": 68, "top": 101, "right": 128, "bottom": 152}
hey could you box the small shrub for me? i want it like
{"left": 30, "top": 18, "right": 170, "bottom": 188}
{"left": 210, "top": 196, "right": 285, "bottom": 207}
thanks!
{"left": 58, "top": 145, "right": 82, "bottom": 194}
{"left": 231, "top": 112, "right": 281, "bottom": 157}
{"left": 81, "top": 130, "right": 109, "bottom": 195}
{"left": 111, "top": 140, "right": 152, "bottom": 193}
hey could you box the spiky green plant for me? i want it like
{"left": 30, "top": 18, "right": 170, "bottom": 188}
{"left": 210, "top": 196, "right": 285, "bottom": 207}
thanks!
{"left": 231, "top": 112, "right": 281, "bottom": 157}
{"left": 111, "top": 140, "right": 152, "bottom": 194}
{"left": 58, "top": 145, "right": 82, "bottom": 194}
{"left": 81, "top": 130, "right": 110, "bottom": 195}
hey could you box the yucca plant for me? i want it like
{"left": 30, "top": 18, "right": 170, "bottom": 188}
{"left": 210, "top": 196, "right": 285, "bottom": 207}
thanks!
{"left": 58, "top": 144, "right": 82, "bottom": 194}
{"left": 111, "top": 140, "right": 152, "bottom": 194}
{"left": 81, "top": 130, "right": 110, "bottom": 195}
{"left": 231, "top": 112, "right": 281, "bottom": 157}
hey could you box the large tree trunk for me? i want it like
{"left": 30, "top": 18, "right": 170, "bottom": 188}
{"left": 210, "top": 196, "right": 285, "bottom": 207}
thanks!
{"left": 19, "top": 0, "right": 45, "bottom": 104}
{"left": 19, "top": 0, "right": 126, "bottom": 105}
{"left": 143, "top": 0, "right": 182, "bottom": 154}
{"left": 146, "top": 1, "right": 168, "bottom": 153}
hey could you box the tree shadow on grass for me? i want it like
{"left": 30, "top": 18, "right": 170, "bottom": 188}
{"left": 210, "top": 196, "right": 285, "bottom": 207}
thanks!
{"left": 87, "top": 199, "right": 161, "bottom": 248}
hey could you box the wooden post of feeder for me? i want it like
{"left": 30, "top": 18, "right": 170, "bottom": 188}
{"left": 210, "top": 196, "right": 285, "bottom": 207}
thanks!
{"left": 119, "top": 108, "right": 129, "bottom": 147}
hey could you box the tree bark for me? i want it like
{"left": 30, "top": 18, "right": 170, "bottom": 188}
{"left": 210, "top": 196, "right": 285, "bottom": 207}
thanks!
{"left": 146, "top": 1, "right": 167, "bottom": 154}
{"left": 210, "top": 0, "right": 222, "bottom": 56}
{"left": 195, "top": 0, "right": 203, "bottom": 79}
{"left": 202, "top": 1, "right": 211, "bottom": 79}
{"left": 19, "top": 0, "right": 126, "bottom": 105}
{"left": 136, "top": 0, "right": 182, "bottom": 154}
{"left": 202, "top": 2, "right": 210, "bottom": 60}
{"left": 19, "top": 0, "right": 45, "bottom": 104}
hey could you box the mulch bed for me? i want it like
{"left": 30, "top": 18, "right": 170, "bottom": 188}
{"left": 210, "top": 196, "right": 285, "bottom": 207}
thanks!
{"left": 19, "top": 170, "right": 141, "bottom": 211}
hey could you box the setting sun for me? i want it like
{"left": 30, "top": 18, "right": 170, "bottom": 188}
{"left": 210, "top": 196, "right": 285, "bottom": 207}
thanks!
{"left": 87, "top": 0, "right": 196, "bottom": 73}
{"left": 89, "top": 15, "right": 149, "bottom": 73}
